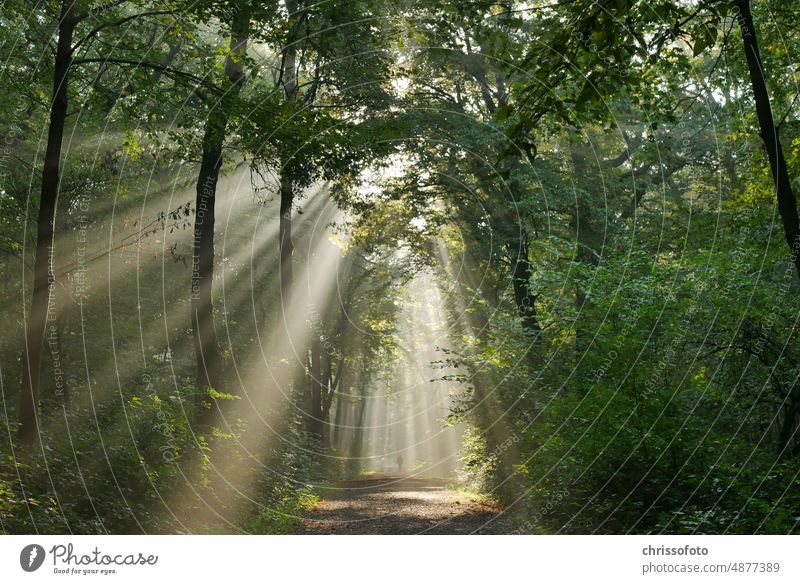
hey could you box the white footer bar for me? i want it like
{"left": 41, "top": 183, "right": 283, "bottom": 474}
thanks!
{"left": 1, "top": 535, "right": 796, "bottom": 583}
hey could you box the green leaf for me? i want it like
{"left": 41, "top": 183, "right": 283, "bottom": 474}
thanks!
{"left": 693, "top": 23, "right": 717, "bottom": 56}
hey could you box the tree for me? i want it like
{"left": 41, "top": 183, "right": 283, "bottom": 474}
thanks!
{"left": 236, "top": 0, "right": 393, "bottom": 437}
{"left": 733, "top": 0, "right": 800, "bottom": 275}
{"left": 190, "top": 3, "right": 252, "bottom": 418}
{"left": 17, "top": 0, "right": 77, "bottom": 445}
{"left": 16, "top": 0, "right": 179, "bottom": 445}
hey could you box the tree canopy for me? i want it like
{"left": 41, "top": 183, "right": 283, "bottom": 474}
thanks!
{"left": 2, "top": 0, "right": 800, "bottom": 535}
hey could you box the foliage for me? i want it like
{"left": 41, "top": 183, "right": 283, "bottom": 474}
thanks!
{"left": 3, "top": 0, "right": 800, "bottom": 535}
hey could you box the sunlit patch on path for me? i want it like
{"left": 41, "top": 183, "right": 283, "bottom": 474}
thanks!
{"left": 292, "top": 478, "right": 512, "bottom": 535}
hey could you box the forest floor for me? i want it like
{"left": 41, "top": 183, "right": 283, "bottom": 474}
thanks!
{"left": 292, "top": 477, "right": 513, "bottom": 534}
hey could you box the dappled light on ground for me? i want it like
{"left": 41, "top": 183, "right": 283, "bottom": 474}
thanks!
{"left": 294, "top": 478, "right": 510, "bottom": 535}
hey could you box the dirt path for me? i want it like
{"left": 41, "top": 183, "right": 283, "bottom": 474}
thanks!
{"left": 292, "top": 477, "right": 513, "bottom": 534}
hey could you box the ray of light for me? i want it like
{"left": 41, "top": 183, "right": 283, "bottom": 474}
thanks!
{"left": 354, "top": 270, "right": 466, "bottom": 480}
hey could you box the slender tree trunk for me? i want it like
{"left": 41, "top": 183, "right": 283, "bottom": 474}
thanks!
{"left": 321, "top": 354, "right": 343, "bottom": 447}
{"left": 192, "top": 128, "right": 226, "bottom": 405}
{"left": 278, "top": 0, "right": 299, "bottom": 301}
{"left": 775, "top": 375, "right": 800, "bottom": 456}
{"left": 278, "top": 174, "right": 294, "bottom": 300}
{"left": 308, "top": 336, "right": 323, "bottom": 439}
{"left": 510, "top": 238, "right": 539, "bottom": 333}
{"left": 331, "top": 355, "right": 347, "bottom": 451}
{"left": 332, "top": 375, "right": 346, "bottom": 450}
{"left": 192, "top": 7, "right": 250, "bottom": 421}
{"left": 736, "top": 0, "right": 800, "bottom": 276}
{"left": 322, "top": 354, "right": 340, "bottom": 421}
{"left": 322, "top": 355, "right": 333, "bottom": 423}
{"left": 473, "top": 155, "right": 541, "bottom": 334}
{"left": 350, "top": 385, "right": 368, "bottom": 459}
{"left": 18, "top": 3, "right": 76, "bottom": 445}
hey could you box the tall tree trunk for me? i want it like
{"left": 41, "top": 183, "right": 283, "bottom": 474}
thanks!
{"left": 278, "top": 0, "right": 299, "bottom": 301}
{"left": 308, "top": 336, "right": 323, "bottom": 439}
{"left": 322, "top": 354, "right": 340, "bottom": 420}
{"left": 278, "top": 174, "right": 294, "bottom": 300}
{"left": 321, "top": 354, "right": 343, "bottom": 447}
{"left": 778, "top": 396, "right": 800, "bottom": 457}
{"left": 350, "top": 384, "right": 368, "bottom": 460}
{"left": 472, "top": 154, "right": 541, "bottom": 334}
{"left": 735, "top": 0, "right": 800, "bottom": 276}
{"left": 192, "top": 7, "right": 250, "bottom": 421}
{"left": 332, "top": 372, "right": 346, "bottom": 450}
{"left": 18, "top": 2, "right": 76, "bottom": 445}
{"left": 510, "top": 237, "right": 539, "bottom": 333}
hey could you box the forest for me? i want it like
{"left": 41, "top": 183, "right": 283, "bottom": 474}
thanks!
{"left": 1, "top": 0, "right": 800, "bottom": 535}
